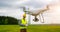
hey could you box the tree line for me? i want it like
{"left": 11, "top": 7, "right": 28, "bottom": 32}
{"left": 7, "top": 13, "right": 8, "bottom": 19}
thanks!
{"left": 0, "top": 16, "right": 19, "bottom": 25}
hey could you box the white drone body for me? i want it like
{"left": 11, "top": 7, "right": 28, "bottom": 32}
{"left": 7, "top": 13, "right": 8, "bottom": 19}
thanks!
{"left": 21, "top": 5, "right": 49, "bottom": 23}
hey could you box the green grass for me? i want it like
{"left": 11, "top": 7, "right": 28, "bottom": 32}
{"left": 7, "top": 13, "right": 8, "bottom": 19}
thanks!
{"left": 0, "top": 25, "right": 20, "bottom": 32}
{"left": 0, "top": 25, "right": 60, "bottom": 32}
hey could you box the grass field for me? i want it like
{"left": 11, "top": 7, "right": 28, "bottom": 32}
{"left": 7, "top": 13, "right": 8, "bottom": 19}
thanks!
{"left": 0, "top": 25, "right": 60, "bottom": 32}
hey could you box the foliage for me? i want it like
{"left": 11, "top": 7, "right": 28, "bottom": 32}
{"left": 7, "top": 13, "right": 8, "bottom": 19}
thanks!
{"left": 0, "top": 16, "right": 18, "bottom": 25}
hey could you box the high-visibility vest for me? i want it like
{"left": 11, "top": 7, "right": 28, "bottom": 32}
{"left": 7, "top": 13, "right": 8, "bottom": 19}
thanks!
{"left": 21, "top": 19, "right": 27, "bottom": 25}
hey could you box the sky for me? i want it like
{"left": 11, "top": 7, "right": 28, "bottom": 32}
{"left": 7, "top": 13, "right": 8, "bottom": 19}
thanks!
{"left": 0, "top": 0, "right": 60, "bottom": 24}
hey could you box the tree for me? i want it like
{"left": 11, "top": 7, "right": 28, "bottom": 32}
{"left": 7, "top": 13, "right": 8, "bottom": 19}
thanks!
{"left": 0, "top": 16, "right": 18, "bottom": 25}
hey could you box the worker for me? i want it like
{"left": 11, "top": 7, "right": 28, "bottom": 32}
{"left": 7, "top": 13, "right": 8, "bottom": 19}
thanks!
{"left": 20, "top": 13, "right": 27, "bottom": 32}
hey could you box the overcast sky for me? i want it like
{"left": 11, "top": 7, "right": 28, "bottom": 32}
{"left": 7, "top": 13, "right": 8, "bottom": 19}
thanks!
{"left": 0, "top": 0, "right": 52, "bottom": 18}
{"left": 0, "top": 0, "right": 60, "bottom": 23}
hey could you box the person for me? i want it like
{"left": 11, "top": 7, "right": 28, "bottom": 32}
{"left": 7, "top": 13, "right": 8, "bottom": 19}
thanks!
{"left": 20, "top": 13, "right": 27, "bottom": 32}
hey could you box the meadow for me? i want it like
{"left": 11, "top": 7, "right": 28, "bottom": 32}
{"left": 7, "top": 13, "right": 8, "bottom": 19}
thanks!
{"left": 0, "top": 25, "right": 60, "bottom": 32}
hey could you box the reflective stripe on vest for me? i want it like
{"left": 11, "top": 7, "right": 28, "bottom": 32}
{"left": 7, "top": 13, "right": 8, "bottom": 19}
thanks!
{"left": 21, "top": 19, "right": 27, "bottom": 25}
{"left": 20, "top": 27, "right": 27, "bottom": 29}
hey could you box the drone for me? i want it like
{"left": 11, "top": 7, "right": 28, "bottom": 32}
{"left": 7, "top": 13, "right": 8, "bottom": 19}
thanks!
{"left": 21, "top": 5, "right": 50, "bottom": 23}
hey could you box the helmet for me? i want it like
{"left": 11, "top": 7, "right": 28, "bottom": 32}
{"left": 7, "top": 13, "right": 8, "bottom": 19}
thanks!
{"left": 23, "top": 13, "right": 26, "bottom": 17}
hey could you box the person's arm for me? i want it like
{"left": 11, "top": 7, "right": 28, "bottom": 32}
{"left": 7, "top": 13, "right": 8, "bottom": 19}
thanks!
{"left": 18, "top": 20, "right": 21, "bottom": 25}
{"left": 25, "top": 20, "right": 28, "bottom": 26}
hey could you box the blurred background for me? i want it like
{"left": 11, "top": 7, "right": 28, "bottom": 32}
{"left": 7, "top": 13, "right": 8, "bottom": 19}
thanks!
{"left": 0, "top": 0, "right": 60, "bottom": 25}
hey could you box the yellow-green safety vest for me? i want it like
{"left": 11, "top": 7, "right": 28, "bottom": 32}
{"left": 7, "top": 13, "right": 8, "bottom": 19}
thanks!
{"left": 21, "top": 19, "right": 27, "bottom": 25}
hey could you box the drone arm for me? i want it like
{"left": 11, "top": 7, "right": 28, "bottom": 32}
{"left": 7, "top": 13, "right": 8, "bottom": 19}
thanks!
{"left": 41, "top": 8, "right": 49, "bottom": 13}
{"left": 24, "top": 11, "right": 34, "bottom": 15}
{"left": 37, "top": 5, "right": 49, "bottom": 15}
{"left": 42, "top": 5, "right": 49, "bottom": 12}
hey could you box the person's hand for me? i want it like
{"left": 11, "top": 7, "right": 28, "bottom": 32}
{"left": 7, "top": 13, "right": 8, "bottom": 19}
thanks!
{"left": 26, "top": 24, "right": 28, "bottom": 26}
